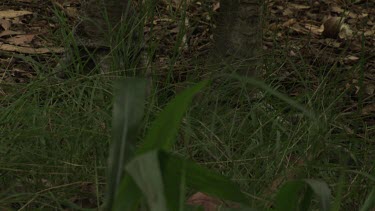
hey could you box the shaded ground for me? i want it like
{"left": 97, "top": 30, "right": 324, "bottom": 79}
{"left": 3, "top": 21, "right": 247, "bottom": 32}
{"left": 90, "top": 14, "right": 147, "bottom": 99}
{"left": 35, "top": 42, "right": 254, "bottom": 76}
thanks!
{"left": 1, "top": 0, "right": 374, "bottom": 209}
{"left": 1, "top": 0, "right": 374, "bottom": 116}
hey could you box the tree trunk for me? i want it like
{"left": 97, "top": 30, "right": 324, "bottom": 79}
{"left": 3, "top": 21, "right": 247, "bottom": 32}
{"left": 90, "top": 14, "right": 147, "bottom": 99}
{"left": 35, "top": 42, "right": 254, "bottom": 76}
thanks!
{"left": 74, "top": 0, "right": 262, "bottom": 76}
{"left": 79, "top": 0, "right": 133, "bottom": 47}
{"left": 215, "top": 0, "right": 262, "bottom": 76}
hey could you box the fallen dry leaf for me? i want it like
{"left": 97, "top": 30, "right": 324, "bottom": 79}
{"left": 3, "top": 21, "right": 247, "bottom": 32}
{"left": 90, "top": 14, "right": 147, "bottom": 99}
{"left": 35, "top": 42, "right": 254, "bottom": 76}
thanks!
{"left": 331, "top": 5, "right": 344, "bottom": 13}
{"left": 362, "top": 104, "right": 375, "bottom": 115}
{"left": 289, "top": 23, "right": 309, "bottom": 34}
{"left": 346, "top": 55, "right": 359, "bottom": 61}
{"left": 339, "top": 23, "right": 353, "bottom": 39}
{"left": 282, "top": 8, "right": 293, "bottom": 16}
{"left": 365, "top": 84, "right": 375, "bottom": 95}
{"left": 161, "top": 0, "right": 191, "bottom": 10}
{"left": 187, "top": 192, "right": 222, "bottom": 211}
{"left": 65, "top": 7, "right": 79, "bottom": 18}
{"left": 0, "top": 10, "right": 33, "bottom": 18}
{"left": 212, "top": 2, "right": 220, "bottom": 12}
{"left": 0, "top": 19, "right": 11, "bottom": 30}
{"left": 0, "top": 43, "right": 64, "bottom": 54}
{"left": 288, "top": 3, "right": 310, "bottom": 10}
{"left": 0, "top": 30, "right": 24, "bottom": 37}
{"left": 304, "top": 23, "right": 324, "bottom": 35}
{"left": 282, "top": 18, "right": 297, "bottom": 27}
{"left": 6, "top": 34, "right": 35, "bottom": 46}
{"left": 364, "top": 30, "right": 374, "bottom": 37}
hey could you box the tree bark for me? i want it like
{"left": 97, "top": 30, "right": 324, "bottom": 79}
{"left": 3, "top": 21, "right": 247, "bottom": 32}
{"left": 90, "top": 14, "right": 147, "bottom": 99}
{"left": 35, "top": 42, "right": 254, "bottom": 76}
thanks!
{"left": 215, "top": 0, "right": 262, "bottom": 76}
{"left": 75, "top": 0, "right": 262, "bottom": 76}
{"left": 79, "top": 0, "right": 133, "bottom": 47}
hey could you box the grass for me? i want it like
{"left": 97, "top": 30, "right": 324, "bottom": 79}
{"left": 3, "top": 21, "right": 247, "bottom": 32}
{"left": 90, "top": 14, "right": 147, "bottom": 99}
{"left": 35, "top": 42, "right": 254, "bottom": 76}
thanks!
{"left": 1, "top": 1, "right": 374, "bottom": 210}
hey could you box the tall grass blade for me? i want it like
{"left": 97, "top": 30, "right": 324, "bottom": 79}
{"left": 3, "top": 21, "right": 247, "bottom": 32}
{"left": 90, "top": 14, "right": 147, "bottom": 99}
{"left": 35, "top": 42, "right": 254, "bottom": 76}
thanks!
{"left": 232, "top": 75, "right": 315, "bottom": 120}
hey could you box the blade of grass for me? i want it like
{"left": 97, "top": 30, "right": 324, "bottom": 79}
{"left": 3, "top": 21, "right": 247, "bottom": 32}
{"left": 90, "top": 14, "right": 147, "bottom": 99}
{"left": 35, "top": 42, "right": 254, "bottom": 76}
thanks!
{"left": 231, "top": 75, "right": 315, "bottom": 120}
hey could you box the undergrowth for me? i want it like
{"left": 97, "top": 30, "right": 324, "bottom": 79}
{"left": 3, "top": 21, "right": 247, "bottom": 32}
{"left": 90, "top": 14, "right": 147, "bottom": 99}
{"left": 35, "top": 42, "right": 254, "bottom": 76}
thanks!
{"left": 0, "top": 1, "right": 374, "bottom": 210}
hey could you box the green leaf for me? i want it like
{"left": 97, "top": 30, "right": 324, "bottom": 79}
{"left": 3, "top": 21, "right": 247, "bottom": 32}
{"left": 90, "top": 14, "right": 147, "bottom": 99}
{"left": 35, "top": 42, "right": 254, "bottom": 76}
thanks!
{"left": 112, "top": 176, "right": 142, "bottom": 211}
{"left": 275, "top": 179, "right": 331, "bottom": 211}
{"left": 124, "top": 150, "right": 249, "bottom": 211}
{"left": 106, "top": 78, "right": 148, "bottom": 210}
{"left": 303, "top": 179, "right": 331, "bottom": 211}
{"left": 220, "top": 207, "right": 259, "bottom": 211}
{"left": 185, "top": 205, "right": 205, "bottom": 211}
{"left": 113, "top": 81, "right": 209, "bottom": 211}
{"left": 125, "top": 150, "right": 167, "bottom": 211}
{"left": 360, "top": 187, "right": 375, "bottom": 211}
{"left": 123, "top": 150, "right": 186, "bottom": 211}
{"left": 275, "top": 180, "right": 305, "bottom": 211}
{"left": 137, "top": 80, "right": 209, "bottom": 154}
{"left": 299, "top": 187, "right": 313, "bottom": 211}
{"left": 159, "top": 151, "right": 186, "bottom": 211}
{"left": 159, "top": 151, "right": 249, "bottom": 206}
{"left": 330, "top": 173, "right": 345, "bottom": 211}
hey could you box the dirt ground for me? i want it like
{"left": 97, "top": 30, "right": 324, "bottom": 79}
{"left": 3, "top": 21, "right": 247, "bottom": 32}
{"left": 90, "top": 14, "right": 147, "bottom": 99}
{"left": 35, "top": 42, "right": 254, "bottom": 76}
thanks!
{"left": 1, "top": 0, "right": 374, "bottom": 124}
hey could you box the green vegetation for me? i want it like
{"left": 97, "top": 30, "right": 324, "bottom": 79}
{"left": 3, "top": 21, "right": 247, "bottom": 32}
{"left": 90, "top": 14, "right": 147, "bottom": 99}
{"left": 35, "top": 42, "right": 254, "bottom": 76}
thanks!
{"left": 1, "top": 1, "right": 374, "bottom": 210}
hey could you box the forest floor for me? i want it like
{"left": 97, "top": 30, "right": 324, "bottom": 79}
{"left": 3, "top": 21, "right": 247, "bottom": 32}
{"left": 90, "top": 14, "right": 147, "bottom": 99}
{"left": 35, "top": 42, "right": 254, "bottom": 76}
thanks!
{"left": 1, "top": 0, "right": 375, "bottom": 210}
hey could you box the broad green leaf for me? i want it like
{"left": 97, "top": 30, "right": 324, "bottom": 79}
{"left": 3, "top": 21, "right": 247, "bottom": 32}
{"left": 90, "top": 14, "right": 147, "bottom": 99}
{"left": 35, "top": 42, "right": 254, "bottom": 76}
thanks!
{"left": 121, "top": 149, "right": 249, "bottom": 211}
{"left": 220, "top": 207, "right": 259, "bottom": 211}
{"left": 123, "top": 149, "right": 186, "bottom": 211}
{"left": 159, "top": 152, "right": 187, "bottom": 210}
{"left": 112, "top": 176, "right": 142, "bottom": 211}
{"left": 185, "top": 205, "right": 204, "bottom": 211}
{"left": 138, "top": 80, "right": 209, "bottom": 154}
{"left": 360, "top": 187, "right": 375, "bottom": 211}
{"left": 106, "top": 78, "right": 148, "bottom": 210}
{"left": 275, "top": 180, "right": 305, "bottom": 211}
{"left": 275, "top": 179, "right": 331, "bottom": 211}
{"left": 159, "top": 151, "right": 187, "bottom": 211}
{"left": 125, "top": 150, "right": 167, "bottom": 211}
{"left": 113, "top": 81, "right": 208, "bottom": 211}
{"left": 159, "top": 151, "right": 249, "bottom": 206}
{"left": 303, "top": 179, "right": 331, "bottom": 211}
{"left": 299, "top": 187, "right": 313, "bottom": 211}
{"left": 330, "top": 173, "right": 345, "bottom": 211}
